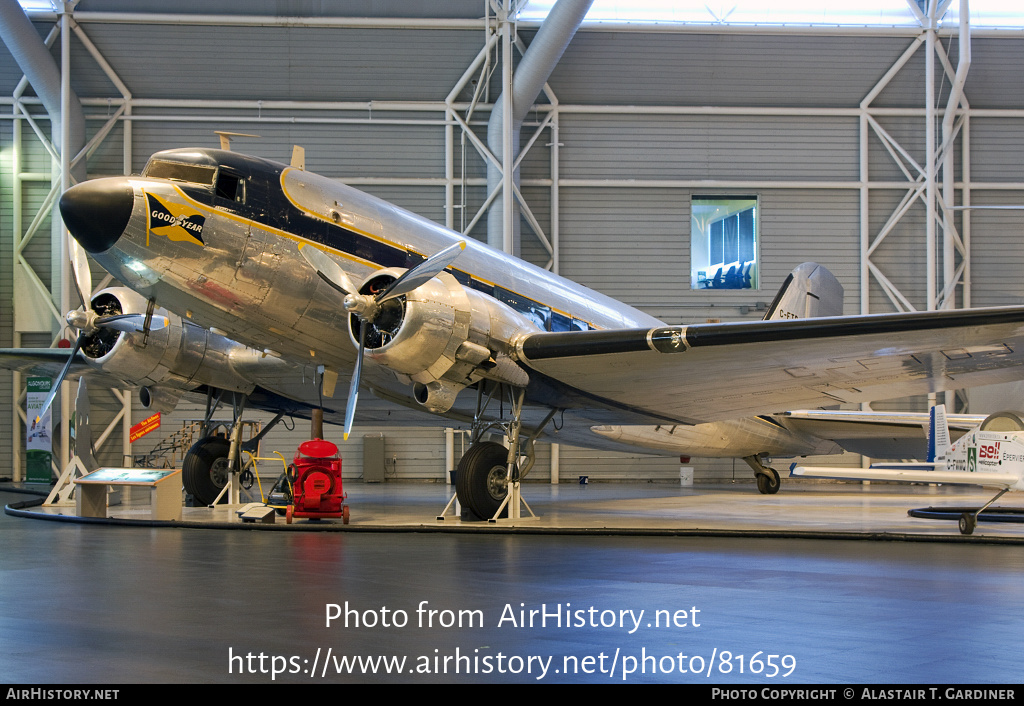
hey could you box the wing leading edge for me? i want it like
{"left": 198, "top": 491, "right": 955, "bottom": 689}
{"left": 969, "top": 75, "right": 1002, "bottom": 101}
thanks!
{"left": 514, "top": 306, "right": 1024, "bottom": 425}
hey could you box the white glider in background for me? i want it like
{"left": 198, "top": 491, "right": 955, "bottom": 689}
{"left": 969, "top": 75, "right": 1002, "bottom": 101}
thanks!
{"left": 792, "top": 405, "right": 1024, "bottom": 534}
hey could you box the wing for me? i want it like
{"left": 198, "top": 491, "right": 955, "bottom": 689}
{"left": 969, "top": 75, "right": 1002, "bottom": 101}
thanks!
{"left": 514, "top": 307, "right": 1024, "bottom": 425}
{"left": 0, "top": 347, "right": 125, "bottom": 387}
{"left": 0, "top": 345, "right": 463, "bottom": 427}
{"left": 791, "top": 464, "right": 1018, "bottom": 489}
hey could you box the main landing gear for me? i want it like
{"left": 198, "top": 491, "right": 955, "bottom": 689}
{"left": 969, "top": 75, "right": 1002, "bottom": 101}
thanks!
{"left": 446, "top": 384, "right": 557, "bottom": 522}
{"left": 957, "top": 488, "right": 1010, "bottom": 535}
{"left": 455, "top": 441, "right": 512, "bottom": 520}
{"left": 744, "top": 454, "right": 781, "bottom": 495}
{"left": 181, "top": 390, "right": 285, "bottom": 507}
{"left": 182, "top": 435, "right": 231, "bottom": 507}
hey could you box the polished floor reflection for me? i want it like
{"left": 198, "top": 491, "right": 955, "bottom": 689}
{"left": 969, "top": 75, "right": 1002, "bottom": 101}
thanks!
{"left": 3, "top": 486, "right": 1023, "bottom": 684}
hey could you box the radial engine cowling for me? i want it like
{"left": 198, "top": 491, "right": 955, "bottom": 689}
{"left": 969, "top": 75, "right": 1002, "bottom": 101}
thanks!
{"left": 80, "top": 288, "right": 254, "bottom": 407}
{"left": 351, "top": 270, "right": 538, "bottom": 413}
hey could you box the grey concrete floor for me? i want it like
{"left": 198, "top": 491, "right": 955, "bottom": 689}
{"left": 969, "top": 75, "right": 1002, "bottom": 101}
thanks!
{"left": 2, "top": 483, "right": 1024, "bottom": 684}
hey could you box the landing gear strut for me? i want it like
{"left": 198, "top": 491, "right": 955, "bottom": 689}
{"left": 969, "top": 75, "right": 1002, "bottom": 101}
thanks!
{"left": 744, "top": 455, "right": 781, "bottom": 495}
{"left": 958, "top": 487, "right": 1010, "bottom": 535}
{"left": 449, "top": 384, "right": 557, "bottom": 522}
{"left": 180, "top": 389, "right": 286, "bottom": 506}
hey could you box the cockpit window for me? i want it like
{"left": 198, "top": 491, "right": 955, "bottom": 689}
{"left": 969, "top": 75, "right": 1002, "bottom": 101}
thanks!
{"left": 143, "top": 159, "right": 217, "bottom": 185}
{"left": 215, "top": 171, "right": 246, "bottom": 203}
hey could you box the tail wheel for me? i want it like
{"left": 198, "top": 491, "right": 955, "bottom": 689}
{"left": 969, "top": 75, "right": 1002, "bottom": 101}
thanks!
{"left": 456, "top": 441, "right": 511, "bottom": 520}
{"left": 182, "top": 436, "right": 231, "bottom": 506}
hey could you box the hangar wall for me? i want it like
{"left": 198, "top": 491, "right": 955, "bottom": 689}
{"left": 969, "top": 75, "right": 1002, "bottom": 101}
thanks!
{"left": 3, "top": 3, "right": 1024, "bottom": 484}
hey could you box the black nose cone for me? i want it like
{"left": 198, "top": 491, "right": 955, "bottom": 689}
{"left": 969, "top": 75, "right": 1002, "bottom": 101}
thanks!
{"left": 59, "top": 178, "right": 134, "bottom": 254}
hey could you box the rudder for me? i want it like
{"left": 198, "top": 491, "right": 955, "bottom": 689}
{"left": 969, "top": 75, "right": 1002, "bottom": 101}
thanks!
{"left": 762, "top": 262, "right": 844, "bottom": 321}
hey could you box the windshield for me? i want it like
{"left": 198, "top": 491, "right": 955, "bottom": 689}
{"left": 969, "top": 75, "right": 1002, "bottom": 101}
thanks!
{"left": 143, "top": 159, "right": 217, "bottom": 186}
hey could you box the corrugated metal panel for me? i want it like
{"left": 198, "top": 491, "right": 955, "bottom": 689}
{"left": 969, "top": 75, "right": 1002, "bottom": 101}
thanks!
{"left": 71, "top": 0, "right": 485, "bottom": 18}
{"left": 966, "top": 117, "right": 1024, "bottom": 183}
{"left": 556, "top": 445, "right": 681, "bottom": 483}
{"left": 548, "top": 32, "right": 918, "bottom": 108}
{"left": 560, "top": 114, "right": 859, "bottom": 182}
{"left": 557, "top": 187, "right": 859, "bottom": 318}
{"left": 867, "top": 116, "right": 927, "bottom": 183}
{"left": 557, "top": 187, "right": 689, "bottom": 309}
{"left": 959, "top": 38, "right": 1024, "bottom": 110}
{"left": 867, "top": 190, "right": 928, "bottom": 312}
{"left": 758, "top": 189, "right": 860, "bottom": 314}
{"left": 127, "top": 120, "right": 446, "bottom": 176}
{"left": 965, "top": 190, "right": 1024, "bottom": 309}
{"left": 66, "top": 25, "right": 484, "bottom": 103}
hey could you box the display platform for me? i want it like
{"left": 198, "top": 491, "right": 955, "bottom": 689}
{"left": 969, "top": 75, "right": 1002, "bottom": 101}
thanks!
{"left": 4, "top": 480, "right": 1024, "bottom": 543}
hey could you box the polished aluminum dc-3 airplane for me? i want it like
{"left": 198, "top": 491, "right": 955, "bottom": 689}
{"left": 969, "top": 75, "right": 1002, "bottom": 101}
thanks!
{"left": 10, "top": 146, "right": 1024, "bottom": 519}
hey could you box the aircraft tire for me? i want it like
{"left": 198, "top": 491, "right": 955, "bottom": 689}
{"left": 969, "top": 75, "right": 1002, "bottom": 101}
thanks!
{"left": 959, "top": 512, "right": 976, "bottom": 535}
{"left": 756, "top": 469, "right": 781, "bottom": 495}
{"left": 456, "top": 441, "right": 510, "bottom": 520}
{"left": 182, "top": 436, "right": 231, "bottom": 506}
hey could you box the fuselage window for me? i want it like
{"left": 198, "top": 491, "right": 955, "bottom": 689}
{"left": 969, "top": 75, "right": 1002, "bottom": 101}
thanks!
{"left": 551, "top": 312, "right": 573, "bottom": 332}
{"left": 496, "top": 287, "right": 551, "bottom": 331}
{"left": 143, "top": 160, "right": 216, "bottom": 186}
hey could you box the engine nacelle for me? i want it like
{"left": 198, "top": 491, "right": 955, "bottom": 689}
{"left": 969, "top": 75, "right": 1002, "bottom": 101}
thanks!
{"left": 352, "top": 270, "right": 537, "bottom": 413}
{"left": 80, "top": 288, "right": 255, "bottom": 403}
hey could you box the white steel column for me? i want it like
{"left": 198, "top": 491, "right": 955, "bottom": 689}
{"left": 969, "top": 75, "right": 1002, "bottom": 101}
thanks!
{"left": 58, "top": 4, "right": 72, "bottom": 470}
{"left": 925, "top": 9, "right": 937, "bottom": 313}
{"left": 501, "top": 0, "right": 514, "bottom": 255}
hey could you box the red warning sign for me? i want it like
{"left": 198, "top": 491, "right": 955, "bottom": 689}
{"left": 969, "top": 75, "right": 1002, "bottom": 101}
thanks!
{"left": 130, "top": 413, "right": 161, "bottom": 443}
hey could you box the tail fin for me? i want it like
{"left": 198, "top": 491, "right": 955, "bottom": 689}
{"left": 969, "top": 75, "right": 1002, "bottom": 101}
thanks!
{"left": 763, "top": 262, "right": 844, "bottom": 321}
{"left": 927, "top": 404, "right": 951, "bottom": 462}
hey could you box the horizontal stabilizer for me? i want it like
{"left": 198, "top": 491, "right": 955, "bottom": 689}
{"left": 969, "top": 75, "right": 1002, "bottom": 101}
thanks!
{"left": 790, "top": 464, "right": 1017, "bottom": 489}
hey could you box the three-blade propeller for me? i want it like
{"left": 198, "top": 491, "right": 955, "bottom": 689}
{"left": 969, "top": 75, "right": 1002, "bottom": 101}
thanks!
{"left": 299, "top": 240, "right": 466, "bottom": 439}
{"left": 36, "top": 236, "right": 170, "bottom": 424}
{"left": 35, "top": 310, "right": 169, "bottom": 425}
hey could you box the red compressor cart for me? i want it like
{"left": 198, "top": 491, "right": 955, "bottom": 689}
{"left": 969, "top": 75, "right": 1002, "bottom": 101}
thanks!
{"left": 285, "top": 438, "right": 349, "bottom": 524}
